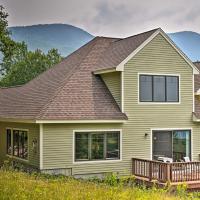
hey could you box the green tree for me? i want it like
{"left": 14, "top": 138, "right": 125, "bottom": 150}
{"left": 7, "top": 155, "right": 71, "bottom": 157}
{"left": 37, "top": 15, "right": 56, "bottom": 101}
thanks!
{"left": 0, "top": 49, "right": 62, "bottom": 87}
{"left": 0, "top": 5, "right": 27, "bottom": 75}
{"left": 0, "top": 5, "right": 62, "bottom": 86}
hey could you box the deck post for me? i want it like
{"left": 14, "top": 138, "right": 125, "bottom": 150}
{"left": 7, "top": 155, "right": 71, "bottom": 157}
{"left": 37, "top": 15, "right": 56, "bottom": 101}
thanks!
{"left": 149, "top": 161, "right": 152, "bottom": 181}
{"left": 166, "top": 163, "right": 171, "bottom": 182}
{"left": 132, "top": 158, "right": 135, "bottom": 175}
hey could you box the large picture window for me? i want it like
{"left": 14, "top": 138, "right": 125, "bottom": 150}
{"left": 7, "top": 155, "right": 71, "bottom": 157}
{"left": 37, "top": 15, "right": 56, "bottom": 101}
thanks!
{"left": 139, "top": 74, "right": 179, "bottom": 102}
{"left": 6, "top": 129, "right": 28, "bottom": 160}
{"left": 75, "top": 131, "right": 120, "bottom": 162}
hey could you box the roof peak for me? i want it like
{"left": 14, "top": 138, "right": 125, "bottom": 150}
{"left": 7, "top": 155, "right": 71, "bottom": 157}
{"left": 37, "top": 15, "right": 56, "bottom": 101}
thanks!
{"left": 122, "top": 28, "right": 160, "bottom": 40}
{"left": 94, "top": 28, "right": 160, "bottom": 41}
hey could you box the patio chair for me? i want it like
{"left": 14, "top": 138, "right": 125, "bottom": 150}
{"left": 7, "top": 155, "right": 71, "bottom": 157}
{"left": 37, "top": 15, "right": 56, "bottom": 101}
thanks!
{"left": 183, "top": 157, "right": 190, "bottom": 162}
{"left": 158, "top": 157, "right": 173, "bottom": 163}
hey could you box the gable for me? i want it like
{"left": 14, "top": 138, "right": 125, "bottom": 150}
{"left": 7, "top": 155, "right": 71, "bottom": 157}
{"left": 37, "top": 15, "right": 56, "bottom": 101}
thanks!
{"left": 125, "top": 33, "right": 194, "bottom": 74}
{"left": 117, "top": 30, "right": 199, "bottom": 75}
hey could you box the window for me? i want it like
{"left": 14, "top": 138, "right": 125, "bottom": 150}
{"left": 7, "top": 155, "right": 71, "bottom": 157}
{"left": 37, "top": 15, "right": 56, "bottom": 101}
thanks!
{"left": 6, "top": 129, "right": 28, "bottom": 160}
{"left": 139, "top": 75, "right": 179, "bottom": 102}
{"left": 75, "top": 131, "right": 120, "bottom": 162}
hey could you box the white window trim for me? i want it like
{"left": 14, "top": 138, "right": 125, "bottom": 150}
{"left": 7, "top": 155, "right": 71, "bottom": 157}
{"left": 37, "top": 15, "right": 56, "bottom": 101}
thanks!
{"left": 72, "top": 129, "right": 122, "bottom": 164}
{"left": 138, "top": 73, "right": 181, "bottom": 105}
{"left": 6, "top": 127, "right": 29, "bottom": 162}
{"left": 150, "top": 128, "right": 193, "bottom": 161}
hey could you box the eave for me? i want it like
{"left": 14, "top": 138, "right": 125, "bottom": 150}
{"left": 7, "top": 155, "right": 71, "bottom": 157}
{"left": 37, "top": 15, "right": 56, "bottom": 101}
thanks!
{"left": 0, "top": 118, "right": 35, "bottom": 123}
{"left": 36, "top": 119, "right": 127, "bottom": 124}
{"left": 93, "top": 67, "right": 117, "bottom": 75}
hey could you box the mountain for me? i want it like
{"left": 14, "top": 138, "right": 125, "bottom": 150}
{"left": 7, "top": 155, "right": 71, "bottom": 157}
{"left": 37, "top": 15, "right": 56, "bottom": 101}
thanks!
{"left": 3, "top": 24, "right": 200, "bottom": 62}
{"left": 168, "top": 31, "right": 200, "bottom": 62}
{"left": 8, "top": 24, "right": 94, "bottom": 57}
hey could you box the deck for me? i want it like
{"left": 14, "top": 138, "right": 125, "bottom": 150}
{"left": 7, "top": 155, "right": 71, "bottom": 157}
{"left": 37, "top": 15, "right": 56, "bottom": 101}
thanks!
{"left": 132, "top": 158, "right": 200, "bottom": 190}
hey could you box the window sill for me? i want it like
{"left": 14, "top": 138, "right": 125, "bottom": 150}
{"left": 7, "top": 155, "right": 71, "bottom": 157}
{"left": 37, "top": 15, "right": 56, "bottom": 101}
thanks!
{"left": 138, "top": 102, "right": 180, "bottom": 105}
{"left": 6, "top": 154, "right": 29, "bottom": 162}
{"left": 73, "top": 159, "right": 122, "bottom": 164}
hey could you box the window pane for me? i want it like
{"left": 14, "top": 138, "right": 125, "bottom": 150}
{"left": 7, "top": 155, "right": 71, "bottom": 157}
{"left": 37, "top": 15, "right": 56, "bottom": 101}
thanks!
{"left": 173, "top": 130, "right": 191, "bottom": 162}
{"left": 6, "top": 129, "right": 12, "bottom": 155}
{"left": 13, "top": 130, "right": 19, "bottom": 157}
{"left": 106, "top": 132, "right": 120, "bottom": 159}
{"left": 91, "top": 134, "right": 104, "bottom": 160}
{"left": 153, "top": 76, "right": 166, "bottom": 101}
{"left": 12, "top": 130, "right": 28, "bottom": 160}
{"left": 140, "top": 75, "right": 152, "bottom": 101}
{"left": 166, "top": 76, "right": 178, "bottom": 102}
{"left": 23, "top": 132, "right": 28, "bottom": 159}
{"left": 19, "top": 131, "right": 23, "bottom": 158}
{"left": 75, "top": 133, "right": 89, "bottom": 161}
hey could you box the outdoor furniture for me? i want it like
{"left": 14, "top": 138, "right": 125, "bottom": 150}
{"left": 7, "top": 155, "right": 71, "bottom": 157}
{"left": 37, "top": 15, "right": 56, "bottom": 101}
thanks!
{"left": 158, "top": 156, "right": 173, "bottom": 163}
{"left": 184, "top": 157, "right": 191, "bottom": 162}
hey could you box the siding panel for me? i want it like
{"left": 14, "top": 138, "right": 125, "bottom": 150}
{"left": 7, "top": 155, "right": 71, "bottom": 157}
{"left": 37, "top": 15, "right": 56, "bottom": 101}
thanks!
{"left": 101, "top": 72, "right": 121, "bottom": 108}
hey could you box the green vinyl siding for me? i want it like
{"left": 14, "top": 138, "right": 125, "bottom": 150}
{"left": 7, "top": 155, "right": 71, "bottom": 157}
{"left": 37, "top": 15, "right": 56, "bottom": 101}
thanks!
{"left": 42, "top": 124, "right": 128, "bottom": 175}
{"left": 101, "top": 72, "right": 121, "bottom": 108}
{"left": 123, "top": 33, "right": 200, "bottom": 161}
{"left": 0, "top": 122, "right": 40, "bottom": 168}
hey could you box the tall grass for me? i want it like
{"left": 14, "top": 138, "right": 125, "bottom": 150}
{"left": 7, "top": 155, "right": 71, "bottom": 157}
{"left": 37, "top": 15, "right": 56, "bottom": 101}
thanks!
{"left": 0, "top": 170, "right": 198, "bottom": 200}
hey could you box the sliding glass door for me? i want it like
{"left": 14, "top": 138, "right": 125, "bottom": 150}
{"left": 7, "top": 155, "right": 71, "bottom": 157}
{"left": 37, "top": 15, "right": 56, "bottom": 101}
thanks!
{"left": 153, "top": 131, "right": 172, "bottom": 160}
{"left": 173, "top": 130, "right": 191, "bottom": 161}
{"left": 153, "top": 130, "right": 191, "bottom": 162}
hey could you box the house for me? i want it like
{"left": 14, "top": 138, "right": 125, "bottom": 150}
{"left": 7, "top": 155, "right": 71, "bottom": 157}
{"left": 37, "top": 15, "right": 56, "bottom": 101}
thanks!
{"left": 1, "top": 28, "right": 200, "bottom": 179}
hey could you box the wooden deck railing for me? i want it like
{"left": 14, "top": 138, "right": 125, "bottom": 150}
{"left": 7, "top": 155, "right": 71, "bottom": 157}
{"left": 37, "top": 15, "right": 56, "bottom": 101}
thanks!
{"left": 132, "top": 158, "right": 200, "bottom": 183}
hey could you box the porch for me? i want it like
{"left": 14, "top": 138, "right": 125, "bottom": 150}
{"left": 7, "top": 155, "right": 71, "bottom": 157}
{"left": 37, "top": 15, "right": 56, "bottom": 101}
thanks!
{"left": 132, "top": 158, "right": 200, "bottom": 190}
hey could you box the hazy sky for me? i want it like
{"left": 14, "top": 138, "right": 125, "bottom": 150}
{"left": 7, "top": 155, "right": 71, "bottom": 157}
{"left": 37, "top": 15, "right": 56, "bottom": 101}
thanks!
{"left": 1, "top": 0, "right": 200, "bottom": 37}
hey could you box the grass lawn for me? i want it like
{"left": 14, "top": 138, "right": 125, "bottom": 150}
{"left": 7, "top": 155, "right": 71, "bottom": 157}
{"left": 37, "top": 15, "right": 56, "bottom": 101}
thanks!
{"left": 0, "top": 170, "right": 199, "bottom": 200}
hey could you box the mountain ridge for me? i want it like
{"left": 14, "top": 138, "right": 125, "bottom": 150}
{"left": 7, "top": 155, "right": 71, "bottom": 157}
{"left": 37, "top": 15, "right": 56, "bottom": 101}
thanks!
{"left": 8, "top": 23, "right": 94, "bottom": 57}
{"left": 4, "top": 24, "right": 200, "bottom": 61}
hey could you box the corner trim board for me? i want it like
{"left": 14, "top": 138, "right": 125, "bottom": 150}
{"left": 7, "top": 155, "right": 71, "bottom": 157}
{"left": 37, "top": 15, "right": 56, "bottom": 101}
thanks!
{"left": 39, "top": 123, "right": 43, "bottom": 170}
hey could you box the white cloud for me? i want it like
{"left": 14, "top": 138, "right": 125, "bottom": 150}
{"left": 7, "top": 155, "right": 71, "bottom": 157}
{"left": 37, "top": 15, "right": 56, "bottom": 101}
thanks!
{"left": 0, "top": 0, "right": 200, "bottom": 37}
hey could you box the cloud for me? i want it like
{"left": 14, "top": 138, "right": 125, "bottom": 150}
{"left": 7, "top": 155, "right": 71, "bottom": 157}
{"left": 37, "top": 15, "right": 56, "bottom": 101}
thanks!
{"left": 0, "top": 0, "right": 200, "bottom": 37}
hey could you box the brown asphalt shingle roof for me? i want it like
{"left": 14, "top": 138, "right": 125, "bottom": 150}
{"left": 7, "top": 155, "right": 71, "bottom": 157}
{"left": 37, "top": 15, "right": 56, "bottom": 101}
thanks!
{"left": 0, "top": 29, "right": 159, "bottom": 121}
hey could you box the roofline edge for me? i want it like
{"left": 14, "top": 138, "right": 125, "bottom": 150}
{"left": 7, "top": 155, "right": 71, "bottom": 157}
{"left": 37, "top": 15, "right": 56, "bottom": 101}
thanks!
{"left": 36, "top": 119, "right": 127, "bottom": 124}
{"left": 0, "top": 118, "right": 36, "bottom": 123}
